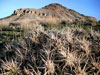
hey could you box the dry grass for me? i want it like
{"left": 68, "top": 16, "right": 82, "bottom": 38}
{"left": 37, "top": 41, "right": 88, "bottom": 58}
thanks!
{"left": 37, "top": 16, "right": 60, "bottom": 24}
{"left": 0, "top": 23, "right": 100, "bottom": 75}
{"left": 0, "top": 20, "right": 9, "bottom": 30}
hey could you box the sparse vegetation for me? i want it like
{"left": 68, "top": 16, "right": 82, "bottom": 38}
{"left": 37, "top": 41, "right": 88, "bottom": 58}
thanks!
{"left": 0, "top": 21, "right": 100, "bottom": 75}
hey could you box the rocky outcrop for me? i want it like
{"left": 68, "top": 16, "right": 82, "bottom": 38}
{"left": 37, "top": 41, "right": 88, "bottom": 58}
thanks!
{"left": 13, "top": 8, "right": 35, "bottom": 16}
{"left": 13, "top": 8, "right": 48, "bottom": 17}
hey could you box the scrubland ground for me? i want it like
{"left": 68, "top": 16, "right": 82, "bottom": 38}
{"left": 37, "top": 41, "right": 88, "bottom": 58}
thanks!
{"left": 0, "top": 21, "right": 100, "bottom": 75}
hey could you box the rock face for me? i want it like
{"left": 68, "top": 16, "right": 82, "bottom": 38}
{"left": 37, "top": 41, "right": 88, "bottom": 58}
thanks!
{"left": 13, "top": 8, "right": 36, "bottom": 16}
{"left": 13, "top": 8, "right": 47, "bottom": 17}
{"left": 0, "top": 3, "right": 97, "bottom": 25}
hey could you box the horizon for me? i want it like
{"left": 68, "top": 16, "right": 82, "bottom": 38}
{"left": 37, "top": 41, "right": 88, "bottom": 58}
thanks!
{"left": 0, "top": 0, "right": 100, "bottom": 20}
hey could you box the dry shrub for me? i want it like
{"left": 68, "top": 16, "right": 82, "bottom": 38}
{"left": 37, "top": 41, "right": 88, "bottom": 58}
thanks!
{"left": 0, "top": 23, "right": 100, "bottom": 75}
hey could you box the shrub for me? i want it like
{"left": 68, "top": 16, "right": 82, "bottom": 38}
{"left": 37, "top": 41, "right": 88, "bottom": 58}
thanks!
{"left": 0, "top": 23, "right": 100, "bottom": 75}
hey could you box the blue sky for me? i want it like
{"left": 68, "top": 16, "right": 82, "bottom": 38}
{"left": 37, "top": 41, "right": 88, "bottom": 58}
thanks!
{"left": 0, "top": 0, "right": 100, "bottom": 20}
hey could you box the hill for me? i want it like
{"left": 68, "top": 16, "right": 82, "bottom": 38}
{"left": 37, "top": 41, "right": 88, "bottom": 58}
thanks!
{"left": 0, "top": 3, "right": 97, "bottom": 26}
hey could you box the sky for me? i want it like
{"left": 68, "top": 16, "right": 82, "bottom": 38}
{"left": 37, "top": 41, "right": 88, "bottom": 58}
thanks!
{"left": 0, "top": 0, "right": 100, "bottom": 20}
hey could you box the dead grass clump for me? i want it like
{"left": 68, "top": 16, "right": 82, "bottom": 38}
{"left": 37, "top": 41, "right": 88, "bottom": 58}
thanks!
{"left": 1, "top": 59, "right": 20, "bottom": 75}
{"left": 76, "top": 37, "right": 91, "bottom": 55}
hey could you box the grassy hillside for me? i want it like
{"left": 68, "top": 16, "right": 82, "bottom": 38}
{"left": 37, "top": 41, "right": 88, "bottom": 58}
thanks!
{"left": 0, "top": 21, "right": 100, "bottom": 75}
